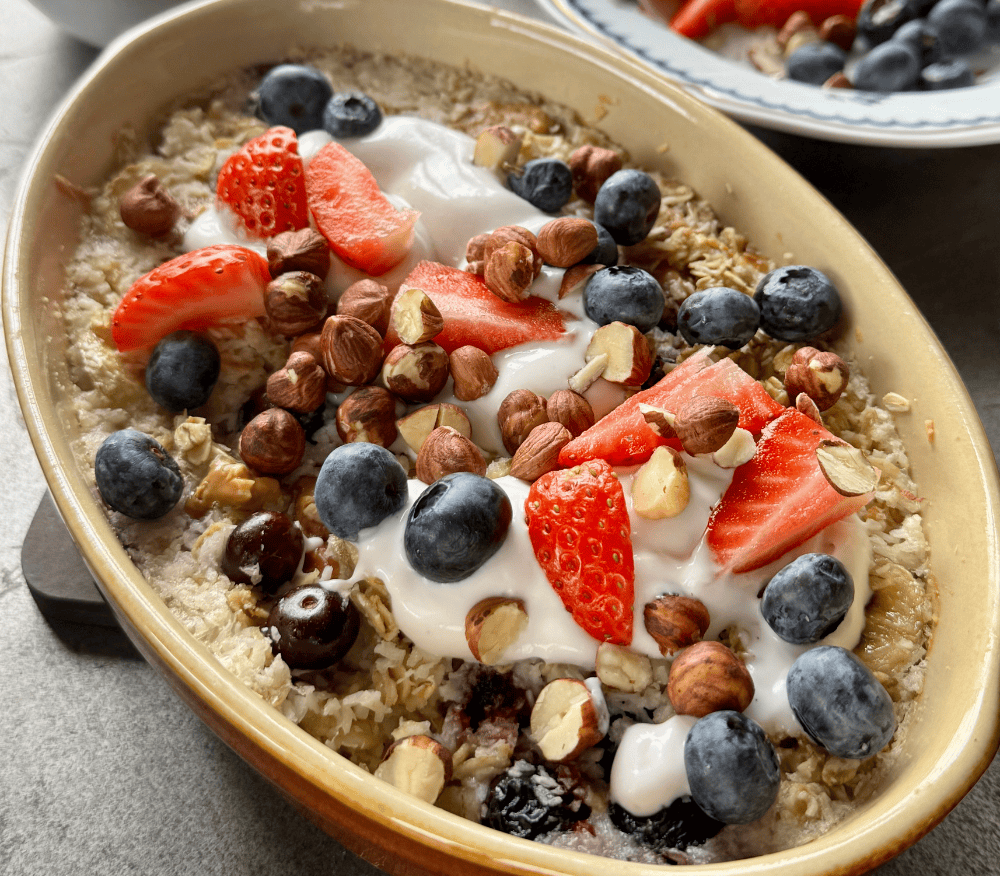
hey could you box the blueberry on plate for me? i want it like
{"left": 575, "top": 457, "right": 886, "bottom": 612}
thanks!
{"left": 920, "top": 57, "right": 976, "bottom": 88}
{"left": 676, "top": 287, "right": 760, "bottom": 349}
{"left": 684, "top": 711, "right": 780, "bottom": 824}
{"left": 852, "top": 39, "right": 922, "bottom": 91}
{"left": 507, "top": 158, "right": 573, "bottom": 213}
{"left": 988, "top": 0, "right": 1000, "bottom": 42}
{"left": 583, "top": 265, "right": 664, "bottom": 333}
{"left": 404, "top": 472, "right": 512, "bottom": 583}
{"left": 753, "top": 265, "right": 842, "bottom": 342}
{"left": 927, "top": 0, "right": 988, "bottom": 55}
{"left": 582, "top": 221, "right": 620, "bottom": 267}
{"left": 593, "top": 169, "right": 661, "bottom": 246}
{"left": 266, "top": 582, "right": 361, "bottom": 670}
{"left": 144, "top": 330, "right": 220, "bottom": 412}
{"left": 222, "top": 510, "right": 304, "bottom": 593}
{"left": 254, "top": 64, "right": 333, "bottom": 133}
{"left": 855, "top": 0, "right": 919, "bottom": 46}
{"left": 314, "top": 442, "right": 408, "bottom": 540}
{"left": 786, "top": 645, "right": 896, "bottom": 759}
{"left": 95, "top": 429, "right": 184, "bottom": 520}
{"left": 322, "top": 92, "right": 383, "bottom": 138}
{"left": 786, "top": 41, "right": 848, "bottom": 85}
{"left": 892, "top": 19, "right": 946, "bottom": 66}
{"left": 761, "top": 553, "right": 854, "bottom": 645}
{"left": 484, "top": 762, "right": 588, "bottom": 839}
{"left": 608, "top": 797, "right": 724, "bottom": 853}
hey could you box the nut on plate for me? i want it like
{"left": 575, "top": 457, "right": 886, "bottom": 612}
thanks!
{"left": 266, "top": 350, "right": 328, "bottom": 412}
{"left": 672, "top": 395, "right": 740, "bottom": 455}
{"left": 595, "top": 643, "right": 653, "bottom": 693}
{"left": 239, "top": 407, "right": 306, "bottom": 476}
{"left": 536, "top": 217, "right": 598, "bottom": 268}
{"left": 816, "top": 439, "right": 880, "bottom": 497}
{"left": 416, "top": 426, "right": 487, "bottom": 483}
{"left": 643, "top": 594, "right": 711, "bottom": 656}
{"left": 374, "top": 734, "right": 453, "bottom": 803}
{"left": 667, "top": 640, "right": 755, "bottom": 718}
{"left": 568, "top": 144, "right": 623, "bottom": 203}
{"left": 484, "top": 240, "right": 536, "bottom": 302}
{"left": 546, "top": 389, "right": 595, "bottom": 438}
{"left": 320, "top": 314, "right": 384, "bottom": 386}
{"left": 465, "top": 596, "right": 529, "bottom": 664}
{"left": 509, "top": 421, "right": 572, "bottom": 481}
{"left": 381, "top": 342, "right": 450, "bottom": 402}
{"left": 497, "top": 389, "right": 548, "bottom": 455}
{"left": 631, "top": 446, "right": 690, "bottom": 519}
{"left": 397, "top": 402, "right": 471, "bottom": 452}
{"left": 784, "top": 347, "right": 850, "bottom": 411}
{"left": 530, "top": 677, "right": 607, "bottom": 763}
{"left": 267, "top": 227, "right": 331, "bottom": 278}
{"left": 336, "top": 279, "right": 393, "bottom": 337}
{"left": 482, "top": 225, "right": 541, "bottom": 275}
{"left": 119, "top": 174, "right": 181, "bottom": 237}
{"left": 449, "top": 345, "right": 498, "bottom": 401}
{"left": 336, "top": 385, "right": 398, "bottom": 447}
{"left": 585, "top": 321, "right": 653, "bottom": 387}
{"left": 265, "top": 271, "right": 328, "bottom": 336}
{"left": 391, "top": 286, "right": 444, "bottom": 345}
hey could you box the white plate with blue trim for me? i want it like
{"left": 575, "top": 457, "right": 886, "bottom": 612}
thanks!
{"left": 537, "top": 0, "right": 1000, "bottom": 146}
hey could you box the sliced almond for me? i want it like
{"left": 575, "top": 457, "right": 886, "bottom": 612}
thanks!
{"left": 391, "top": 286, "right": 444, "bottom": 345}
{"left": 529, "top": 677, "right": 605, "bottom": 763}
{"left": 816, "top": 440, "right": 880, "bottom": 497}
{"left": 465, "top": 597, "right": 528, "bottom": 665}
{"left": 632, "top": 446, "right": 689, "bottom": 519}
{"left": 585, "top": 322, "right": 653, "bottom": 387}
{"left": 374, "top": 734, "right": 452, "bottom": 803}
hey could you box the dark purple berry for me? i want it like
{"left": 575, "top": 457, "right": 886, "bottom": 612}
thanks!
{"left": 608, "top": 796, "right": 724, "bottom": 853}
{"left": 222, "top": 511, "right": 304, "bottom": 593}
{"left": 94, "top": 429, "right": 183, "bottom": 520}
{"left": 267, "top": 583, "right": 361, "bottom": 669}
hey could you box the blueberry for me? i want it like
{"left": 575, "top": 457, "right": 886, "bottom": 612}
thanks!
{"left": 676, "top": 287, "right": 760, "bottom": 349}
{"left": 484, "top": 762, "right": 588, "bottom": 838}
{"left": 920, "top": 57, "right": 976, "bottom": 88}
{"left": 94, "top": 429, "right": 183, "bottom": 520}
{"left": 927, "top": 0, "right": 988, "bottom": 54}
{"left": 607, "top": 797, "right": 724, "bottom": 853}
{"left": 593, "top": 169, "right": 661, "bottom": 246}
{"left": 222, "top": 511, "right": 304, "bottom": 593}
{"left": 404, "top": 473, "right": 512, "bottom": 583}
{"left": 266, "top": 583, "right": 361, "bottom": 669}
{"left": 507, "top": 159, "right": 573, "bottom": 213}
{"left": 892, "top": 19, "right": 946, "bottom": 66}
{"left": 583, "top": 266, "right": 664, "bottom": 333}
{"left": 786, "top": 646, "right": 896, "bottom": 759}
{"left": 852, "top": 39, "right": 922, "bottom": 91}
{"left": 144, "top": 330, "right": 220, "bottom": 412}
{"left": 786, "top": 41, "right": 848, "bottom": 85}
{"left": 856, "top": 0, "right": 920, "bottom": 46}
{"left": 322, "top": 92, "right": 383, "bottom": 138}
{"left": 761, "top": 553, "right": 854, "bottom": 645}
{"left": 314, "top": 443, "right": 408, "bottom": 540}
{"left": 684, "top": 711, "right": 780, "bottom": 824}
{"left": 753, "top": 265, "right": 842, "bottom": 342}
{"left": 255, "top": 64, "right": 333, "bottom": 134}
{"left": 988, "top": 0, "right": 1000, "bottom": 42}
{"left": 582, "top": 221, "right": 619, "bottom": 267}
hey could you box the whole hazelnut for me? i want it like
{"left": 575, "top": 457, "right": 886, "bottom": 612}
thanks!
{"left": 667, "top": 641, "right": 755, "bottom": 717}
{"left": 120, "top": 174, "right": 181, "bottom": 237}
{"left": 416, "top": 426, "right": 487, "bottom": 483}
{"left": 337, "top": 279, "right": 393, "bottom": 337}
{"left": 320, "top": 314, "right": 384, "bottom": 386}
{"left": 381, "top": 343, "right": 450, "bottom": 403}
{"left": 449, "top": 346, "right": 499, "bottom": 401}
{"left": 266, "top": 351, "right": 328, "bottom": 413}
{"left": 546, "top": 389, "right": 595, "bottom": 438}
{"left": 266, "top": 228, "right": 331, "bottom": 278}
{"left": 497, "top": 389, "right": 548, "bottom": 455}
{"left": 265, "top": 271, "right": 328, "bottom": 336}
{"left": 239, "top": 407, "right": 306, "bottom": 476}
{"left": 336, "top": 385, "right": 398, "bottom": 447}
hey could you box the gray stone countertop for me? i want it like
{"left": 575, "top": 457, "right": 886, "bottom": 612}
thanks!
{"left": 1, "top": 1, "right": 998, "bottom": 873}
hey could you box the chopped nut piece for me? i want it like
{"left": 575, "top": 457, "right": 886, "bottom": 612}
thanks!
{"left": 568, "top": 354, "right": 607, "bottom": 394}
{"left": 530, "top": 678, "right": 606, "bottom": 763}
{"left": 416, "top": 426, "right": 487, "bottom": 483}
{"left": 119, "top": 174, "right": 180, "bottom": 237}
{"left": 449, "top": 346, "right": 499, "bottom": 401}
{"left": 536, "top": 217, "right": 598, "bottom": 267}
{"left": 185, "top": 455, "right": 283, "bottom": 518}
{"left": 336, "top": 385, "right": 398, "bottom": 447}
{"left": 816, "top": 440, "right": 880, "bottom": 497}
{"left": 559, "top": 263, "right": 602, "bottom": 299}
{"left": 784, "top": 347, "right": 850, "bottom": 411}
{"left": 465, "top": 597, "right": 529, "bottom": 664}
{"left": 291, "top": 476, "right": 328, "bottom": 539}
{"left": 546, "top": 389, "right": 595, "bottom": 438}
{"left": 712, "top": 427, "right": 756, "bottom": 468}
{"left": 644, "top": 594, "right": 711, "bottom": 656}
{"left": 391, "top": 286, "right": 444, "bottom": 345}
{"left": 632, "top": 446, "right": 690, "bottom": 519}
{"left": 882, "top": 392, "right": 911, "bottom": 413}
{"left": 397, "top": 403, "right": 471, "bottom": 452}
{"left": 585, "top": 321, "right": 653, "bottom": 387}
{"left": 667, "top": 640, "right": 754, "bottom": 717}
{"left": 381, "top": 342, "right": 450, "bottom": 402}
{"left": 374, "top": 735, "right": 453, "bottom": 803}
{"left": 509, "top": 422, "right": 572, "bottom": 481}
{"left": 638, "top": 403, "right": 676, "bottom": 439}
{"left": 497, "top": 389, "right": 548, "bottom": 455}
{"left": 472, "top": 124, "right": 523, "bottom": 174}
{"left": 796, "top": 392, "right": 823, "bottom": 424}
{"left": 673, "top": 396, "right": 740, "bottom": 455}
{"left": 595, "top": 643, "right": 652, "bottom": 692}
{"left": 336, "top": 279, "right": 393, "bottom": 337}
{"left": 267, "top": 228, "right": 331, "bottom": 278}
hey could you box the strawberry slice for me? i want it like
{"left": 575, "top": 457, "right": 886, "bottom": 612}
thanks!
{"left": 305, "top": 141, "right": 419, "bottom": 276}
{"left": 111, "top": 244, "right": 271, "bottom": 352}
{"left": 216, "top": 126, "right": 309, "bottom": 237}
{"left": 525, "top": 459, "right": 634, "bottom": 645}
{"left": 388, "top": 261, "right": 567, "bottom": 355}
{"left": 559, "top": 351, "right": 783, "bottom": 467}
{"left": 705, "top": 409, "right": 875, "bottom": 573}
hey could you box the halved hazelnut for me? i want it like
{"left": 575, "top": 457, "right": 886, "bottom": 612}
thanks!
{"left": 449, "top": 346, "right": 498, "bottom": 401}
{"left": 585, "top": 322, "right": 653, "bottom": 387}
{"left": 391, "top": 286, "right": 444, "bottom": 345}
{"left": 396, "top": 403, "right": 471, "bottom": 452}
{"left": 336, "top": 279, "right": 393, "bottom": 337}
{"left": 416, "top": 426, "right": 487, "bottom": 483}
{"left": 465, "top": 597, "right": 529, "bottom": 665}
{"left": 546, "top": 389, "right": 595, "bottom": 438}
{"left": 643, "top": 594, "right": 711, "bottom": 657}
{"left": 509, "top": 421, "right": 572, "bottom": 481}
{"left": 667, "top": 640, "right": 755, "bottom": 718}
{"left": 374, "top": 735, "right": 452, "bottom": 803}
{"left": 631, "top": 446, "right": 690, "bottom": 519}
{"left": 497, "top": 389, "right": 548, "bottom": 455}
{"left": 472, "top": 124, "right": 523, "bottom": 174}
{"left": 530, "top": 677, "right": 606, "bottom": 763}
{"left": 673, "top": 396, "right": 740, "bottom": 455}
{"left": 336, "top": 385, "right": 398, "bottom": 447}
{"left": 711, "top": 427, "right": 756, "bottom": 468}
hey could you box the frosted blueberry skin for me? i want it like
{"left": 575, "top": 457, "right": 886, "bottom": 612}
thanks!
{"left": 507, "top": 159, "right": 573, "bottom": 213}
{"left": 582, "top": 221, "right": 620, "bottom": 267}
{"left": 920, "top": 57, "right": 976, "bottom": 88}
{"left": 222, "top": 511, "right": 304, "bottom": 594}
{"left": 583, "top": 265, "right": 664, "bottom": 333}
{"left": 593, "top": 169, "right": 661, "bottom": 246}
{"left": 684, "top": 711, "right": 780, "bottom": 825}
{"left": 94, "top": 429, "right": 183, "bottom": 520}
{"left": 787, "top": 646, "right": 896, "bottom": 759}
{"left": 754, "top": 265, "right": 842, "bottom": 342}
{"left": 786, "top": 41, "right": 848, "bottom": 85}
{"left": 266, "top": 583, "right": 361, "bottom": 670}
{"left": 322, "top": 92, "right": 383, "bottom": 138}
{"left": 254, "top": 63, "right": 333, "bottom": 134}
{"left": 927, "top": 0, "right": 988, "bottom": 55}
{"left": 404, "top": 472, "right": 512, "bottom": 583}
{"left": 856, "top": 0, "right": 920, "bottom": 46}
{"left": 760, "top": 553, "right": 854, "bottom": 645}
{"left": 853, "top": 39, "right": 922, "bottom": 90}
{"left": 315, "top": 443, "right": 408, "bottom": 541}
{"left": 145, "top": 330, "right": 220, "bottom": 412}
{"left": 677, "top": 286, "right": 761, "bottom": 349}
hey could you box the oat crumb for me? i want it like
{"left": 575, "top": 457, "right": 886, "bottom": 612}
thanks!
{"left": 882, "top": 392, "right": 911, "bottom": 413}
